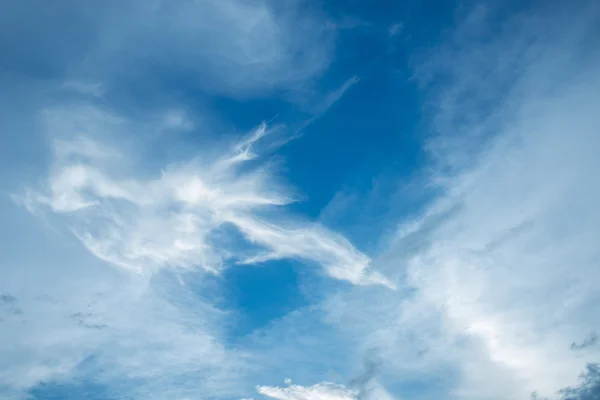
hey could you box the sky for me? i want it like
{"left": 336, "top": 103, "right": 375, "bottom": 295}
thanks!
{"left": 1, "top": 0, "right": 600, "bottom": 399}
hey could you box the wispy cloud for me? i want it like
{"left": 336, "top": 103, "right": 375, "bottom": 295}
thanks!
{"left": 320, "top": 2, "right": 600, "bottom": 399}
{"left": 388, "top": 23, "right": 403, "bottom": 37}
{"left": 0, "top": 258, "right": 242, "bottom": 399}
{"left": 312, "top": 76, "right": 361, "bottom": 117}
{"left": 3, "top": 1, "right": 598, "bottom": 399}
{"left": 0, "top": 0, "right": 379, "bottom": 397}
{"left": 20, "top": 99, "right": 390, "bottom": 284}
{"left": 0, "top": 0, "right": 378, "bottom": 399}
{"left": 2, "top": 0, "right": 335, "bottom": 97}
{"left": 571, "top": 333, "right": 598, "bottom": 351}
{"left": 285, "top": 75, "right": 361, "bottom": 143}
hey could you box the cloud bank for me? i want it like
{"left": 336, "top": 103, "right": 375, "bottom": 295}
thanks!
{"left": 319, "top": 2, "right": 600, "bottom": 399}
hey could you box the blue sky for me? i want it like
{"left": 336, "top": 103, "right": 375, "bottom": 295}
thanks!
{"left": 1, "top": 0, "right": 600, "bottom": 399}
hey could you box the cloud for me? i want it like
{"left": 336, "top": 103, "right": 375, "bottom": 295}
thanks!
{"left": 162, "top": 108, "right": 194, "bottom": 132}
{"left": 255, "top": 378, "right": 395, "bottom": 400}
{"left": 392, "top": 3, "right": 600, "bottom": 397}
{"left": 312, "top": 76, "right": 360, "bottom": 117}
{"left": 0, "top": 1, "right": 380, "bottom": 399}
{"left": 571, "top": 334, "right": 598, "bottom": 351}
{"left": 19, "top": 98, "right": 390, "bottom": 285}
{"left": 0, "top": 256, "right": 242, "bottom": 399}
{"left": 282, "top": 75, "right": 361, "bottom": 144}
{"left": 257, "top": 381, "right": 357, "bottom": 400}
{"left": 61, "top": 81, "right": 105, "bottom": 97}
{"left": 2, "top": 0, "right": 335, "bottom": 96}
{"left": 558, "top": 364, "right": 600, "bottom": 400}
{"left": 0, "top": 1, "right": 381, "bottom": 397}
{"left": 0, "top": 293, "right": 22, "bottom": 316}
{"left": 388, "top": 23, "right": 403, "bottom": 37}
{"left": 319, "top": 2, "right": 600, "bottom": 399}
{"left": 0, "top": 191, "right": 244, "bottom": 399}
{"left": 2, "top": 81, "right": 388, "bottom": 398}
{"left": 5, "top": 1, "right": 599, "bottom": 399}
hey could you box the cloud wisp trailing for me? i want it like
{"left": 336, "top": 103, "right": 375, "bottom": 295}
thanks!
{"left": 20, "top": 100, "right": 390, "bottom": 287}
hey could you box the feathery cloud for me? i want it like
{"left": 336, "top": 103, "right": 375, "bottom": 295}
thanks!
{"left": 20, "top": 100, "right": 390, "bottom": 285}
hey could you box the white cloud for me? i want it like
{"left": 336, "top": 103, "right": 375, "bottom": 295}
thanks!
{"left": 20, "top": 100, "right": 389, "bottom": 285}
{"left": 0, "top": 204, "right": 243, "bottom": 399}
{"left": 232, "top": 214, "right": 392, "bottom": 287}
{"left": 6, "top": 2, "right": 598, "bottom": 399}
{"left": 321, "top": 3, "right": 600, "bottom": 399}
{"left": 3, "top": 86, "right": 392, "bottom": 397}
{"left": 0, "top": 1, "right": 371, "bottom": 399}
{"left": 255, "top": 380, "right": 395, "bottom": 400}
{"left": 313, "top": 76, "right": 360, "bottom": 116}
{"left": 257, "top": 382, "right": 357, "bottom": 400}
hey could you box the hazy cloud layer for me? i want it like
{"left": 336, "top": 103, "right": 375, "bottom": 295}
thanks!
{"left": 1, "top": 0, "right": 335, "bottom": 96}
{"left": 1, "top": 1, "right": 599, "bottom": 400}
{"left": 320, "top": 3, "right": 600, "bottom": 399}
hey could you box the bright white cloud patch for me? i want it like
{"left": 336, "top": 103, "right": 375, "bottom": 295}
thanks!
{"left": 20, "top": 101, "right": 389, "bottom": 287}
{"left": 255, "top": 380, "right": 396, "bottom": 400}
{"left": 257, "top": 382, "right": 357, "bottom": 400}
